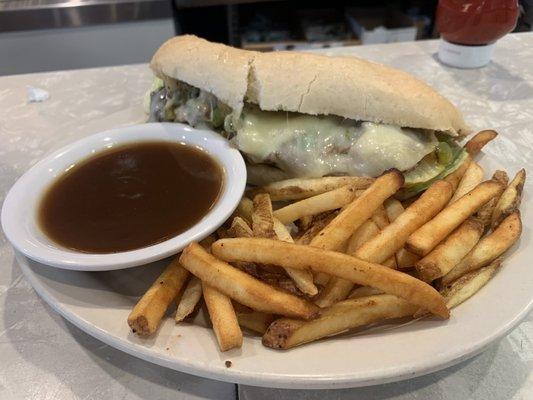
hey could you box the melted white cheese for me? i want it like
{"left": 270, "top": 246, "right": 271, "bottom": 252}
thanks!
{"left": 232, "top": 108, "right": 438, "bottom": 177}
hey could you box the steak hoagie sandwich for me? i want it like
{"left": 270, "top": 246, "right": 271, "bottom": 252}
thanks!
{"left": 146, "top": 35, "right": 470, "bottom": 197}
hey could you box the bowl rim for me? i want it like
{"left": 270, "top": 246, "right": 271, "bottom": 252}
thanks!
{"left": 1, "top": 122, "right": 247, "bottom": 271}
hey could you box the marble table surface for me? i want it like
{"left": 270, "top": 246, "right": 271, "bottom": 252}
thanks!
{"left": 1, "top": 33, "right": 532, "bottom": 399}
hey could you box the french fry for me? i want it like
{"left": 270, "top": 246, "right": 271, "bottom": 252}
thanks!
{"left": 296, "top": 212, "right": 337, "bottom": 245}
{"left": 371, "top": 205, "right": 390, "bottom": 229}
{"left": 464, "top": 130, "right": 498, "bottom": 156}
{"left": 237, "top": 311, "right": 275, "bottom": 334}
{"left": 407, "top": 180, "right": 503, "bottom": 256}
{"left": 415, "top": 218, "right": 484, "bottom": 282}
{"left": 383, "top": 256, "right": 398, "bottom": 269}
{"left": 441, "top": 258, "right": 502, "bottom": 309}
{"left": 202, "top": 282, "right": 243, "bottom": 351}
{"left": 314, "top": 272, "right": 331, "bottom": 287}
{"left": 180, "top": 243, "right": 319, "bottom": 319}
{"left": 355, "top": 180, "right": 453, "bottom": 263}
{"left": 273, "top": 184, "right": 358, "bottom": 224}
{"left": 346, "top": 219, "right": 380, "bottom": 255}
{"left": 314, "top": 278, "right": 356, "bottom": 307}
{"left": 175, "top": 276, "right": 203, "bottom": 322}
{"left": 252, "top": 194, "right": 276, "bottom": 238}
{"left": 444, "top": 155, "right": 472, "bottom": 191}
{"left": 227, "top": 216, "right": 253, "bottom": 238}
{"left": 251, "top": 176, "right": 373, "bottom": 201}
{"left": 442, "top": 212, "right": 521, "bottom": 284}
{"left": 212, "top": 238, "right": 449, "bottom": 318}
{"left": 128, "top": 257, "right": 189, "bottom": 336}
{"left": 298, "top": 215, "right": 314, "bottom": 231}
{"left": 297, "top": 212, "right": 337, "bottom": 288}
{"left": 313, "top": 173, "right": 404, "bottom": 307}
{"left": 449, "top": 162, "right": 484, "bottom": 204}
{"left": 383, "top": 198, "right": 420, "bottom": 269}
{"left": 476, "top": 170, "right": 508, "bottom": 229}
{"left": 262, "top": 295, "right": 417, "bottom": 349}
{"left": 252, "top": 192, "right": 317, "bottom": 295}
{"left": 384, "top": 198, "right": 405, "bottom": 221}
{"left": 348, "top": 286, "right": 384, "bottom": 299}
{"left": 396, "top": 248, "right": 420, "bottom": 269}
{"left": 273, "top": 217, "right": 318, "bottom": 296}
{"left": 316, "top": 252, "right": 398, "bottom": 307}
{"left": 310, "top": 170, "right": 404, "bottom": 251}
{"left": 491, "top": 169, "right": 526, "bottom": 229}
{"left": 234, "top": 197, "right": 253, "bottom": 224}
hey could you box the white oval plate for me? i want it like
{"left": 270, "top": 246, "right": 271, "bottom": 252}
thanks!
{"left": 14, "top": 157, "right": 533, "bottom": 389}
{"left": 1, "top": 123, "right": 246, "bottom": 271}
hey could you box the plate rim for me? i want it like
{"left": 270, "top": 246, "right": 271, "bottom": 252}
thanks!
{"left": 17, "top": 251, "right": 533, "bottom": 389}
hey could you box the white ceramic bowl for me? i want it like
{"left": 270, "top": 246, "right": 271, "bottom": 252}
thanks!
{"left": 1, "top": 123, "right": 246, "bottom": 271}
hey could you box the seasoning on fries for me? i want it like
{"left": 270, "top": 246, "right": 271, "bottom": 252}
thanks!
{"left": 212, "top": 238, "right": 449, "bottom": 318}
{"left": 180, "top": 242, "right": 319, "bottom": 319}
{"left": 262, "top": 295, "right": 417, "bottom": 349}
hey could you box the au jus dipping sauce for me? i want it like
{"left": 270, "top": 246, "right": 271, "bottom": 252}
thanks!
{"left": 38, "top": 141, "right": 223, "bottom": 253}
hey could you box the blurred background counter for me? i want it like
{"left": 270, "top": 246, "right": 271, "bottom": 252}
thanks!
{"left": 2, "top": 0, "right": 531, "bottom": 75}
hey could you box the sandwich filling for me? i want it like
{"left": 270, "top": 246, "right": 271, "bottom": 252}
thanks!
{"left": 145, "top": 77, "right": 466, "bottom": 195}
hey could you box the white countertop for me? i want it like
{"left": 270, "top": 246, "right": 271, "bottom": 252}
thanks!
{"left": 1, "top": 34, "right": 532, "bottom": 399}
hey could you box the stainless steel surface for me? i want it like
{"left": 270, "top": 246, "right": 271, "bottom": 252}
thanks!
{"left": 0, "top": 0, "right": 172, "bottom": 32}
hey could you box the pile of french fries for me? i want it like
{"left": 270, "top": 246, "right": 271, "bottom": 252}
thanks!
{"left": 128, "top": 130, "right": 525, "bottom": 351}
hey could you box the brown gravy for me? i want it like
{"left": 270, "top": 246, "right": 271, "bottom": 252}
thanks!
{"left": 38, "top": 141, "right": 223, "bottom": 253}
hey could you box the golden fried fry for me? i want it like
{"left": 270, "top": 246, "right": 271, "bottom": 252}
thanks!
{"left": 180, "top": 243, "right": 319, "bottom": 319}
{"left": 296, "top": 212, "right": 338, "bottom": 245}
{"left": 273, "top": 184, "right": 358, "bottom": 224}
{"left": 475, "top": 170, "right": 509, "bottom": 229}
{"left": 251, "top": 176, "right": 373, "bottom": 201}
{"left": 262, "top": 295, "right": 417, "bottom": 349}
{"left": 442, "top": 213, "right": 521, "bottom": 284}
{"left": 396, "top": 248, "right": 420, "bottom": 269}
{"left": 203, "top": 282, "right": 243, "bottom": 351}
{"left": 407, "top": 180, "right": 503, "bottom": 256}
{"left": 384, "top": 198, "right": 405, "bottom": 221}
{"left": 441, "top": 258, "right": 502, "bottom": 309}
{"left": 128, "top": 257, "right": 189, "bottom": 336}
{"left": 444, "top": 155, "right": 472, "bottom": 191}
{"left": 415, "top": 218, "right": 483, "bottom": 282}
{"left": 348, "top": 286, "right": 384, "bottom": 299}
{"left": 175, "top": 276, "right": 203, "bottom": 322}
{"left": 252, "top": 194, "right": 276, "bottom": 238}
{"left": 310, "top": 170, "right": 404, "bottom": 251}
{"left": 237, "top": 310, "right": 275, "bottom": 335}
{"left": 356, "top": 180, "right": 453, "bottom": 263}
{"left": 346, "top": 219, "right": 380, "bottom": 255}
{"left": 227, "top": 216, "right": 253, "bottom": 238}
{"left": 213, "top": 238, "right": 449, "bottom": 318}
{"left": 450, "top": 162, "right": 484, "bottom": 204}
{"left": 371, "top": 205, "right": 390, "bottom": 229}
{"left": 464, "top": 130, "right": 498, "bottom": 156}
{"left": 234, "top": 197, "right": 253, "bottom": 224}
{"left": 491, "top": 169, "right": 526, "bottom": 229}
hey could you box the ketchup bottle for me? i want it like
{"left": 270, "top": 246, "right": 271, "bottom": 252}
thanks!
{"left": 437, "top": 0, "right": 519, "bottom": 68}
